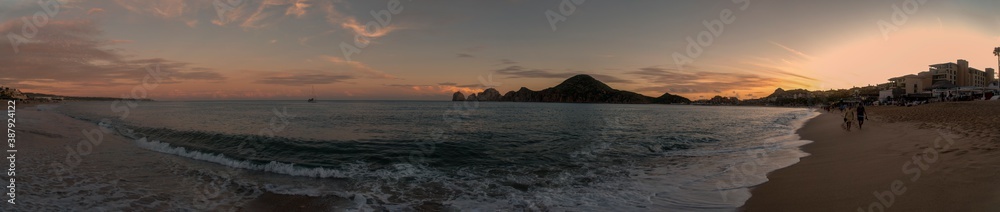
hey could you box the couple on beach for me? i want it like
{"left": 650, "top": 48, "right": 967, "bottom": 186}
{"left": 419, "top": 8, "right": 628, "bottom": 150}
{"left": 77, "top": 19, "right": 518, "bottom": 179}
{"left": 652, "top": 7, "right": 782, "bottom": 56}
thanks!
{"left": 841, "top": 103, "right": 867, "bottom": 131}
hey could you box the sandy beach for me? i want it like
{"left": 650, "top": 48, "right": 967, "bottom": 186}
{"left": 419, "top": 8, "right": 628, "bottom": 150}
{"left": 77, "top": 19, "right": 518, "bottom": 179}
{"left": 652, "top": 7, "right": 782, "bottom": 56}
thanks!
{"left": 744, "top": 101, "right": 1000, "bottom": 211}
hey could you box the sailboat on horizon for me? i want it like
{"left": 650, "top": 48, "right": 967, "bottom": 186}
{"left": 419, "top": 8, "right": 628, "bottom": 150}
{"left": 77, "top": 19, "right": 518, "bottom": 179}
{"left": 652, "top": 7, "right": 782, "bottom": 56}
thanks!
{"left": 308, "top": 85, "right": 317, "bottom": 103}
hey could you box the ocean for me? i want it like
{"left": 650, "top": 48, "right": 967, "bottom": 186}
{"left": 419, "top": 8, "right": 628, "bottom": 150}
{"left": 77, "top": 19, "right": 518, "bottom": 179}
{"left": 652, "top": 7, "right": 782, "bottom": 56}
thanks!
{"left": 35, "top": 101, "right": 818, "bottom": 211}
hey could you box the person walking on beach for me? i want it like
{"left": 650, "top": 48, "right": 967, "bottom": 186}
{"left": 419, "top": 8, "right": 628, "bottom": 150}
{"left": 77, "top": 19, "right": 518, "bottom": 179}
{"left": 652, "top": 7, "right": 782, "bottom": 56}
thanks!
{"left": 842, "top": 104, "right": 855, "bottom": 131}
{"left": 856, "top": 104, "right": 867, "bottom": 130}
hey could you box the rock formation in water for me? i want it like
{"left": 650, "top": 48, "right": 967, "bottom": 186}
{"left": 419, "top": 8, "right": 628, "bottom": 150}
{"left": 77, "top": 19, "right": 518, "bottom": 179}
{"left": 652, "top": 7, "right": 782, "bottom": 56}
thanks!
{"left": 452, "top": 74, "right": 691, "bottom": 104}
{"left": 652, "top": 92, "right": 690, "bottom": 104}
{"left": 476, "top": 88, "right": 502, "bottom": 101}
{"left": 452, "top": 92, "right": 466, "bottom": 101}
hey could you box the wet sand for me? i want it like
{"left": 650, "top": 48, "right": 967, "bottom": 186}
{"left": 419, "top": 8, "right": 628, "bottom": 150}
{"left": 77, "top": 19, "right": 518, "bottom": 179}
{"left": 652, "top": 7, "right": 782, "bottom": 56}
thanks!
{"left": 12, "top": 104, "right": 262, "bottom": 210}
{"left": 743, "top": 101, "right": 1000, "bottom": 211}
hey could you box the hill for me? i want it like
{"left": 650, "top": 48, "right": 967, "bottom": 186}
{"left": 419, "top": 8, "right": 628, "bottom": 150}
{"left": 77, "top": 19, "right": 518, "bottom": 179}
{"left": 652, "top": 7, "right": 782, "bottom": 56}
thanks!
{"left": 452, "top": 74, "right": 690, "bottom": 104}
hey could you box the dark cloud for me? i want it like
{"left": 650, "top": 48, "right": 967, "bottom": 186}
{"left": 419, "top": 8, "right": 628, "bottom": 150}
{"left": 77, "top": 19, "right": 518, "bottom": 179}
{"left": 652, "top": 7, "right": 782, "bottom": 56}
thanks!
{"left": 751, "top": 65, "right": 819, "bottom": 82}
{"left": 455, "top": 84, "right": 482, "bottom": 88}
{"left": 0, "top": 19, "right": 226, "bottom": 90}
{"left": 385, "top": 82, "right": 480, "bottom": 88}
{"left": 494, "top": 66, "right": 633, "bottom": 83}
{"left": 384, "top": 84, "right": 421, "bottom": 87}
{"left": 464, "top": 46, "right": 486, "bottom": 52}
{"left": 498, "top": 59, "right": 517, "bottom": 65}
{"left": 679, "top": 88, "right": 701, "bottom": 93}
{"left": 456, "top": 53, "right": 475, "bottom": 58}
{"left": 256, "top": 73, "right": 354, "bottom": 85}
{"left": 495, "top": 66, "right": 564, "bottom": 78}
{"left": 168, "top": 69, "right": 226, "bottom": 81}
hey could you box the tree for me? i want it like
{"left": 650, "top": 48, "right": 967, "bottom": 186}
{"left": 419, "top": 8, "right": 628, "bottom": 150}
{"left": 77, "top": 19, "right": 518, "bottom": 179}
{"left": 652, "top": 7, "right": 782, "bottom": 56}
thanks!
{"left": 994, "top": 47, "right": 1000, "bottom": 79}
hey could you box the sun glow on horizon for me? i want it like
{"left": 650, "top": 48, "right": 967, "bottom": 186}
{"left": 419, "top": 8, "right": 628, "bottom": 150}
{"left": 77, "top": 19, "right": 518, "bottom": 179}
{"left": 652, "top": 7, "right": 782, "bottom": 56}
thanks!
{"left": 809, "top": 24, "right": 999, "bottom": 91}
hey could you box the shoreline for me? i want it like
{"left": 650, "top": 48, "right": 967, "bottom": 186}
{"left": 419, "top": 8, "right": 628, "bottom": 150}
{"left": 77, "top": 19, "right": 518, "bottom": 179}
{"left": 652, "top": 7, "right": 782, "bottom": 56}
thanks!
{"left": 24, "top": 100, "right": 1000, "bottom": 210}
{"left": 743, "top": 102, "right": 1000, "bottom": 211}
{"left": 14, "top": 104, "right": 280, "bottom": 210}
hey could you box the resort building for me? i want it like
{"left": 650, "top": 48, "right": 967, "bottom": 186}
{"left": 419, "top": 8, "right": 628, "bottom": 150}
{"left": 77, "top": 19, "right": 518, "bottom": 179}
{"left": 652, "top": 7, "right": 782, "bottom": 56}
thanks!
{"left": 929, "top": 62, "right": 958, "bottom": 85}
{"left": 927, "top": 60, "right": 996, "bottom": 87}
{"left": 888, "top": 71, "right": 933, "bottom": 94}
{"left": 883, "top": 59, "right": 998, "bottom": 101}
{"left": 0, "top": 86, "right": 27, "bottom": 100}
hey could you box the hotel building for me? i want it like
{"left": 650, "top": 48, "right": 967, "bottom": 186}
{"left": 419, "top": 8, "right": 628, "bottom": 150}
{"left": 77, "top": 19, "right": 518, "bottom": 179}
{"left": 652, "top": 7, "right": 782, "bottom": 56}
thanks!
{"left": 885, "top": 59, "right": 997, "bottom": 99}
{"left": 928, "top": 59, "right": 996, "bottom": 87}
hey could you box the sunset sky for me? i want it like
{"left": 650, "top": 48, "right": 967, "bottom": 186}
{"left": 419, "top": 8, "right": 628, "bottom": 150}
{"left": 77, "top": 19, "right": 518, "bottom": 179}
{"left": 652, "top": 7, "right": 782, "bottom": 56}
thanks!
{"left": 2, "top": 0, "right": 1000, "bottom": 100}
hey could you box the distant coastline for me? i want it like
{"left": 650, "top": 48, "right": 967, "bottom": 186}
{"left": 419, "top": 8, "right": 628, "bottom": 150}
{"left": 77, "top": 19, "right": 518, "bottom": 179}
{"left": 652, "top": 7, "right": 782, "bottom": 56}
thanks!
{"left": 25, "top": 92, "right": 154, "bottom": 102}
{"left": 1, "top": 86, "right": 153, "bottom": 102}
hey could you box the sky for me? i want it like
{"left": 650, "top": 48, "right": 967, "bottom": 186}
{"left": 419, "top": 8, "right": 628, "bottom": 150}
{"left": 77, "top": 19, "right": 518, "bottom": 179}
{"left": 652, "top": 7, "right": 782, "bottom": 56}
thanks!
{"left": 2, "top": 0, "right": 1000, "bottom": 100}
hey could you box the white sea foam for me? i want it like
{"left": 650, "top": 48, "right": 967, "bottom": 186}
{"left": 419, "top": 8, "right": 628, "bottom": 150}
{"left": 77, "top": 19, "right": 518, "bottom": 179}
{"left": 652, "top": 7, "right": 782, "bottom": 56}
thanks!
{"left": 133, "top": 137, "right": 353, "bottom": 178}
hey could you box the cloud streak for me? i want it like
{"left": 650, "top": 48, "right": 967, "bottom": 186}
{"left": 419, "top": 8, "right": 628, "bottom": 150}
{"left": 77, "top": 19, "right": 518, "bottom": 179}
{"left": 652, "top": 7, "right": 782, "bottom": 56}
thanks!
{"left": 769, "top": 41, "right": 815, "bottom": 60}
{"left": 627, "top": 66, "right": 787, "bottom": 95}
{"left": 255, "top": 71, "right": 354, "bottom": 85}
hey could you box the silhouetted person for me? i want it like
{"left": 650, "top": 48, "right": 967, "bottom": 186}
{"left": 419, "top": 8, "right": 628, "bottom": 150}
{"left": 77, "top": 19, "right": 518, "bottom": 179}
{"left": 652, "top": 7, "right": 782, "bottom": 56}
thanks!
{"left": 856, "top": 104, "right": 867, "bottom": 130}
{"left": 843, "top": 105, "right": 855, "bottom": 132}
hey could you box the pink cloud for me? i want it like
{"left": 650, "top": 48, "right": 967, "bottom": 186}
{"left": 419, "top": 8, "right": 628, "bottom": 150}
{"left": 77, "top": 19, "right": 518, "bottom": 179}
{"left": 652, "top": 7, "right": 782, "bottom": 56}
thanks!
{"left": 87, "top": 8, "right": 105, "bottom": 15}
{"left": 320, "top": 55, "right": 398, "bottom": 79}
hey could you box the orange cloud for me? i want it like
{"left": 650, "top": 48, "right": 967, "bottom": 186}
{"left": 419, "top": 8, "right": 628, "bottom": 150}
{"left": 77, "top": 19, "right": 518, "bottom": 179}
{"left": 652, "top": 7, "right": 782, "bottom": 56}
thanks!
{"left": 320, "top": 1, "right": 400, "bottom": 44}
{"left": 285, "top": 0, "right": 311, "bottom": 18}
{"left": 87, "top": 8, "right": 105, "bottom": 15}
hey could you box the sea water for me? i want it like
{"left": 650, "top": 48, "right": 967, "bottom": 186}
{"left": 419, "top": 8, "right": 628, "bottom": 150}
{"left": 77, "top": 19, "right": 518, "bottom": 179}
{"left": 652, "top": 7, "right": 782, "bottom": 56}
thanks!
{"left": 39, "top": 101, "right": 818, "bottom": 211}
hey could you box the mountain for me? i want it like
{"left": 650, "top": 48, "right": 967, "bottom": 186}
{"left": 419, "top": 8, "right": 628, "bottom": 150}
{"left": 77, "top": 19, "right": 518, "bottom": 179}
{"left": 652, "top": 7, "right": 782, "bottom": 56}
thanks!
{"left": 453, "top": 74, "right": 690, "bottom": 104}
{"left": 765, "top": 87, "right": 811, "bottom": 99}
{"left": 653, "top": 92, "right": 690, "bottom": 104}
